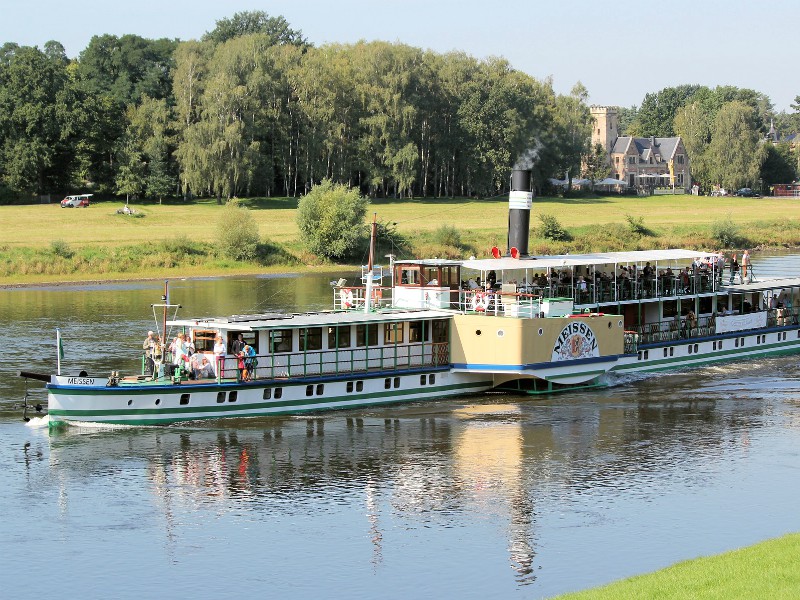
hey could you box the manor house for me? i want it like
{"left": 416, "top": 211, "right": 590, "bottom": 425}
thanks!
{"left": 591, "top": 106, "right": 691, "bottom": 191}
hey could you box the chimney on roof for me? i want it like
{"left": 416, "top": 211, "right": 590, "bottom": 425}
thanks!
{"left": 507, "top": 169, "right": 532, "bottom": 256}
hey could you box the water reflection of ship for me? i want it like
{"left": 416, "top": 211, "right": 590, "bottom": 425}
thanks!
{"left": 41, "top": 392, "right": 767, "bottom": 584}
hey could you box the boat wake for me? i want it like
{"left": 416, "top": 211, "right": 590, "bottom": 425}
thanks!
{"left": 25, "top": 415, "right": 51, "bottom": 429}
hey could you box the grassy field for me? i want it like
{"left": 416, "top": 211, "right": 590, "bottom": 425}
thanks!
{"left": 555, "top": 533, "right": 800, "bottom": 599}
{"left": 4, "top": 194, "right": 799, "bottom": 248}
{"left": 1, "top": 193, "right": 799, "bottom": 285}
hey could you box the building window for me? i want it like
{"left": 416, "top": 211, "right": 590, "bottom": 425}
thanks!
{"left": 356, "top": 324, "right": 378, "bottom": 347}
{"left": 677, "top": 154, "right": 685, "bottom": 164}
{"left": 299, "top": 327, "right": 322, "bottom": 351}
{"left": 615, "top": 156, "right": 619, "bottom": 164}
{"left": 628, "top": 156, "right": 636, "bottom": 164}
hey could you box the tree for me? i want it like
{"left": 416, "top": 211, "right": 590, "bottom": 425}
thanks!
{"left": 583, "top": 143, "right": 610, "bottom": 183}
{"left": 296, "top": 179, "right": 369, "bottom": 260}
{"left": 706, "top": 102, "right": 767, "bottom": 190}
{"left": 628, "top": 85, "right": 703, "bottom": 137}
{"left": 203, "top": 11, "right": 307, "bottom": 47}
{"left": 550, "top": 83, "right": 592, "bottom": 193}
{"left": 760, "top": 142, "right": 796, "bottom": 188}
{"left": 216, "top": 201, "right": 260, "bottom": 261}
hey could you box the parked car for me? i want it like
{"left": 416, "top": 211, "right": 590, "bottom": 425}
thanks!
{"left": 60, "top": 194, "right": 92, "bottom": 208}
{"left": 734, "top": 188, "right": 760, "bottom": 198}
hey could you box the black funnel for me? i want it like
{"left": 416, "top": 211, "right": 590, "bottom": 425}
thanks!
{"left": 507, "top": 169, "right": 532, "bottom": 256}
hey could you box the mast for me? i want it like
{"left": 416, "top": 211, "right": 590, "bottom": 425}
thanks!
{"left": 162, "top": 280, "right": 169, "bottom": 358}
{"left": 365, "top": 214, "right": 377, "bottom": 313}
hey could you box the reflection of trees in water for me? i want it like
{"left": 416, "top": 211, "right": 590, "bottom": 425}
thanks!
{"left": 43, "top": 391, "right": 770, "bottom": 588}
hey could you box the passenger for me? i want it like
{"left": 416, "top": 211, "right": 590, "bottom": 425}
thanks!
{"left": 729, "top": 254, "right": 739, "bottom": 284}
{"left": 185, "top": 333, "right": 195, "bottom": 357}
{"left": 231, "top": 333, "right": 245, "bottom": 356}
{"left": 193, "top": 356, "right": 214, "bottom": 380}
{"left": 213, "top": 334, "right": 226, "bottom": 376}
{"left": 242, "top": 344, "right": 257, "bottom": 381}
{"left": 742, "top": 250, "right": 751, "bottom": 283}
{"left": 685, "top": 311, "right": 697, "bottom": 336}
{"left": 142, "top": 330, "right": 156, "bottom": 376}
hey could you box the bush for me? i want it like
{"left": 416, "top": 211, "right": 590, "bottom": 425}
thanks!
{"left": 536, "top": 213, "right": 571, "bottom": 242}
{"left": 50, "top": 239, "right": 73, "bottom": 259}
{"left": 432, "top": 224, "right": 462, "bottom": 249}
{"left": 625, "top": 214, "right": 653, "bottom": 236}
{"left": 297, "top": 179, "right": 369, "bottom": 260}
{"left": 711, "top": 216, "right": 743, "bottom": 248}
{"left": 217, "top": 202, "right": 260, "bottom": 261}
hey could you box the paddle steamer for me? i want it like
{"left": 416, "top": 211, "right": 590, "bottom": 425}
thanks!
{"left": 24, "top": 170, "right": 800, "bottom": 425}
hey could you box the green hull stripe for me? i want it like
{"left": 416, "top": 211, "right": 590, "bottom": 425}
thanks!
{"left": 616, "top": 339, "right": 800, "bottom": 372}
{"left": 49, "top": 380, "right": 493, "bottom": 421}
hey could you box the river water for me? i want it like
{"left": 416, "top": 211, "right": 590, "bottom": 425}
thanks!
{"left": 1, "top": 258, "right": 800, "bottom": 599}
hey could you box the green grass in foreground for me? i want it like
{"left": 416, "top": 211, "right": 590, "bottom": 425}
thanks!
{"left": 555, "top": 533, "right": 800, "bottom": 600}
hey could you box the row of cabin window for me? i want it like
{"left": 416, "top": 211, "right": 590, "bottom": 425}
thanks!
{"left": 197, "top": 320, "right": 449, "bottom": 355}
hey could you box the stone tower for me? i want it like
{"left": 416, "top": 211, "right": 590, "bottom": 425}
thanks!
{"left": 590, "top": 106, "right": 618, "bottom": 159}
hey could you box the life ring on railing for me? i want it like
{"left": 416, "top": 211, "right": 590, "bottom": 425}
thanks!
{"left": 471, "top": 292, "right": 489, "bottom": 312}
{"left": 340, "top": 287, "right": 354, "bottom": 309}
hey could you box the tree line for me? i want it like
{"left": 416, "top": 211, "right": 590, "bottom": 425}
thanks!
{"left": 1, "top": 11, "right": 798, "bottom": 203}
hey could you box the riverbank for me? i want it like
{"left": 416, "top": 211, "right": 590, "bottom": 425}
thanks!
{"left": 2, "top": 194, "right": 799, "bottom": 285}
{"left": 555, "top": 533, "right": 800, "bottom": 599}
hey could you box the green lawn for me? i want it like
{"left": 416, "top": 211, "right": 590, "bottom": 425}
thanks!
{"left": 556, "top": 533, "right": 800, "bottom": 600}
{"left": 1, "top": 193, "right": 799, "bottom": 285}
{"left": 4, "top": 194, "right": 797, "bottom": 249}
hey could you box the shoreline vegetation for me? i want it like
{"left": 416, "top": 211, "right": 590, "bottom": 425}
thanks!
{"left": 2, "top": 194, "right": 799, "bottom": 287}
{"left": 555, "top": 533, "right": 800, "bottom": 599}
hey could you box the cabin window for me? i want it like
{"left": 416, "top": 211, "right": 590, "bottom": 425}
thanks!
{"left": 228, "top": 391, "right": 237, "bottom": 403}
{"left": 347, "top": 381, "right": 354, "bottom": 393}
{"left": 228, "top": 332, "right": 257, "bottom": 354}
{"left": 299, "top": 327, "right": 322, "bottom": 351}
{"left": 394, "top": 377, "right": 400, "bottom": 388}
{"left": 269, "top": 329, "right": 292, "bottom": 353}
{"left": 193, "top": 330, "right": 216, "bottom": 353}
{"left": 263, "top": 389, "right": 272, "bottom": 400}
{"left": 306, "top": 385, "right": 314, "bottom": 396}
{"left": 420, "top": 375, "right": 427, "bottom": 386}
{"left": 384, "top": 378, "right": 391, "bottom": 389}
{"left": 384, "top": 323, "right": 404, "bottom": 344}
{"left": 409, "top": 321, "right": 426, "bottom": 343}
{"left": 422, "top": 267, "right": 439, "bottom": 286}
{"left": 274, "top": 387, "right": 283, "bottom": 399}
{"left": 699, "top": 297, "right": 712, "bottom": 314}
{"left": 316, "top": 384, "right": 324, "bottom": 395}
{"left": 356, "top": 324, "right": 378, "bottom": 347}
{"left": 398, "top": 267, "right": 421, "bottom": 285}
{"left": 217, "top": 391, "right": 225, "bottom": 403}
{"left": 429, "top": 374, "right": 435, "bottom": 385}
{"left": 432, "top": 319, "right": 449, "bottom": 343}
{"left": 662, "top": 300, "right": 678, "bottom": 318}
{"left": 328, "top": 326, "right": 351, "bottom": 349}
{"left": 179, "top": 393, "right": 190, "bottom": 405}
{"left": 356, "top": 381, "right": 363, "bottom": 392}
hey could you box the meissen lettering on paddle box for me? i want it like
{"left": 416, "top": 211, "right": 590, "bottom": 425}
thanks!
{"left": 552, "top": 321, "right": 599, "bottom": 361}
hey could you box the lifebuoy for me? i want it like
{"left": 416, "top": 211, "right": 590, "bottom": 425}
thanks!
{"left": 471, "top": 292, "right": 489, "bottom": 312}
{"left": 340, "top": 288, "right": 354, "bottom": 308}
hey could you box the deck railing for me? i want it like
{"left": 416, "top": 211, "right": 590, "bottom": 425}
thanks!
{"left": 213, "top": 341, "right": 449, "bottom": 382}
{"left": 632, "top": 308, "right": 798, "bottom": 344}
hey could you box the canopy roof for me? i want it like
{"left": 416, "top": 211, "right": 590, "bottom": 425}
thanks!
{"left": 724, "top": 277, "right": 800, "bottom": 294}
{"left": 461, "top": 249, "right": 720, "bottom": 273}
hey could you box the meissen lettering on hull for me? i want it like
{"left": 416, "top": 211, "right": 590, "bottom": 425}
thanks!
{"left": 66, "top": 377, "right": 95, "bottom": 385}
{"left": 552, "top": 322, "right": 599, "bottom": 361}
